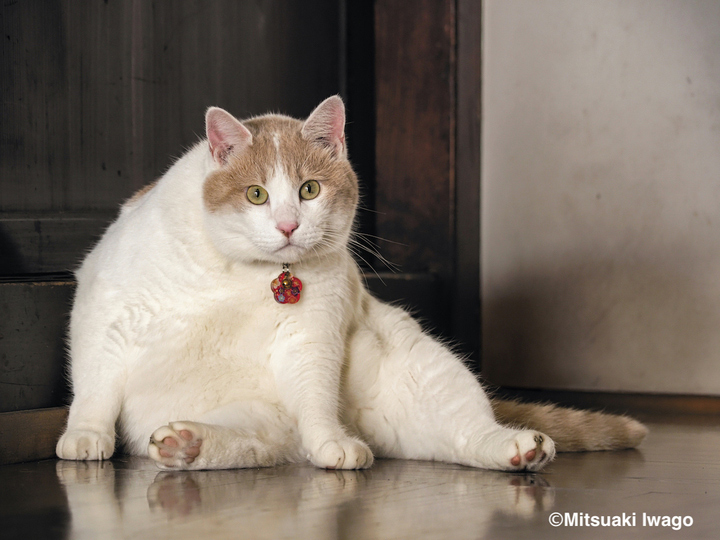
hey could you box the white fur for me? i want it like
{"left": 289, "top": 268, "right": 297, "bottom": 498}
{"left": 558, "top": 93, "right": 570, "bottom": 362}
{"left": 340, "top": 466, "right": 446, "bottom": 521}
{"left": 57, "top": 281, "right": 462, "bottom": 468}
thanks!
{"left": 57, "top": 102, "right": 555, "bottom": 472}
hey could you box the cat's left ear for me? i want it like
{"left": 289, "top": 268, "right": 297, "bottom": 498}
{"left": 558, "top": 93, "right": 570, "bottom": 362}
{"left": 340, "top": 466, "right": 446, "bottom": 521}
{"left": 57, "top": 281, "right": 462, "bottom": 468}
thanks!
{"left": 301, "top": 96, "right": 346, "bottom": 158}
{"left": 206, "top": 107, "right": 253, "bottom": 166}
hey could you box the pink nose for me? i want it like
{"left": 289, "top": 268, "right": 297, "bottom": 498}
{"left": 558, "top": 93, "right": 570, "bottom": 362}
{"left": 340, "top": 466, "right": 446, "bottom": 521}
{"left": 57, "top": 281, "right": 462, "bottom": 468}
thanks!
{"left": 277, "top": 221, "right": 299, "bottom": 238}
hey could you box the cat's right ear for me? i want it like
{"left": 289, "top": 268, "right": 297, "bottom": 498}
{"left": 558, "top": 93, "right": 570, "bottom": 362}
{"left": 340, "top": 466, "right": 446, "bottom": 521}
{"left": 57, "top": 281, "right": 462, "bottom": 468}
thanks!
{"left": 205, "top": 107, "right": 253, "bottom": 166}
{"left": 302, "top": 96, "right": 346, "bottom": 158}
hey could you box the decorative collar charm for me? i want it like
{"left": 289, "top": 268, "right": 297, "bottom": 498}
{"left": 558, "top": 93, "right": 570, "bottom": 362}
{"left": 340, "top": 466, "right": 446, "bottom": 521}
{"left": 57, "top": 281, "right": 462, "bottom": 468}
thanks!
{"left": 271, "top": 264, "right": 302, "bottom": 304}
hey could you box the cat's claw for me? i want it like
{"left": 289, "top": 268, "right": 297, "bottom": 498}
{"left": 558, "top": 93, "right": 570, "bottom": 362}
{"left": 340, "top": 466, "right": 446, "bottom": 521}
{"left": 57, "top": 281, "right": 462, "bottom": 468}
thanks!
{"left": 310, "top": 438, "right": 374, "bottom": 470}
{"left": 149, "top": 422, "right": 203, "bottom": 469}
{"left": 507, "top": 431, "right": 554, "bottom": 472}
{"left": 56, "top": 430, "right": 115, "bottom": 461}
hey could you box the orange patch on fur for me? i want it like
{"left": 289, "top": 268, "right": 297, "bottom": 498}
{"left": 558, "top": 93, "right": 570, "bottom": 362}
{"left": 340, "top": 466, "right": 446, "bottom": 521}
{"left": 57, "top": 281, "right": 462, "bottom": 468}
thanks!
{"left": 203, "top": 114, "right": 358, "bottom": 215}
{"left": 125, "top": 180, "right": 159, "bottom": 208}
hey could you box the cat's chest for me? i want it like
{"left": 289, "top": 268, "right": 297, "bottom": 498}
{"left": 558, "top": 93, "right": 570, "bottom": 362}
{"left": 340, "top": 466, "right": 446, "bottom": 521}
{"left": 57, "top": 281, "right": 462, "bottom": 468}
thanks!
{"left": 128, "top": 270, "right": 284, "bottom": 365}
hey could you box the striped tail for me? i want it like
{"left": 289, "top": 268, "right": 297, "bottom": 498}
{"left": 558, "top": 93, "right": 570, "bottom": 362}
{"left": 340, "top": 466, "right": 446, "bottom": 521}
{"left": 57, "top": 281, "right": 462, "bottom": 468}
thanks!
{"left": 490, "top": 398, "right": 648, "bottom": 452}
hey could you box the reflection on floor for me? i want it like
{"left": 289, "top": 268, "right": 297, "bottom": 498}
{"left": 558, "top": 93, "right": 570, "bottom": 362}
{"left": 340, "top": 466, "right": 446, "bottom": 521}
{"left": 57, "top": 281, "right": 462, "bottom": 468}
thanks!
{"left": 2, "top": 418, "right": 718, "bottom": 540}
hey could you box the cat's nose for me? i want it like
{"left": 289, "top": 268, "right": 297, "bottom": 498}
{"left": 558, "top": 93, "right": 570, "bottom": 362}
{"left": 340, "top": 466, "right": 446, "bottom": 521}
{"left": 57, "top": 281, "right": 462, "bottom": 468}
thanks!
{"left": 277, "top": 221, "right": 299, "bottom": 238}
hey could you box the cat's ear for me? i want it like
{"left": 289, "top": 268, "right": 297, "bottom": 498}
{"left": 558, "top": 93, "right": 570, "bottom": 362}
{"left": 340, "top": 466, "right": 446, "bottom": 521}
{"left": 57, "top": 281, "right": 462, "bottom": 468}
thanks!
{"left": 301, "top": 96, "right": 346, "bottom": 158}
{"left": 205, "top": 107, "right": 253, "bottom": 165}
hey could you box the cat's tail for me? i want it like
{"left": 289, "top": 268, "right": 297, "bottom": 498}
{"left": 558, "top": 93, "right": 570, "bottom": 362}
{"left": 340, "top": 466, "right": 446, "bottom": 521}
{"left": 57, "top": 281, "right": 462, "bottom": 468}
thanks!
{"left": 490, "top": 398, "right": 648, "bottom": 452}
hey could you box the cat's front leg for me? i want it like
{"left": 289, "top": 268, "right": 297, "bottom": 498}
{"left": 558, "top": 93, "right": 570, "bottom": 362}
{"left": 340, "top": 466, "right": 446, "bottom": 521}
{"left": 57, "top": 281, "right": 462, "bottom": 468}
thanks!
{"left": 56, "top": 429, "right": 115, "bottom": 461}
{"left": 305, "top": 433, "right": 373, "bottom": 470}
{"left": 286, "top": 372, "right": 374, "bottom": 470}
{"left": 57, "top": 310, "right": 127, "bottom": 460}
{"left": 57, "top": 374, "right": 123, "bottom": 461}
{"left": 270, "top": 325, "right": 373, "bottom": 470}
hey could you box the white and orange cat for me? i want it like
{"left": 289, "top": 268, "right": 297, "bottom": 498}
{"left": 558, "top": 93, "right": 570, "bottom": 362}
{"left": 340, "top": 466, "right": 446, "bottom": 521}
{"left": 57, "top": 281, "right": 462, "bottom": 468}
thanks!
{"left": 56, "top": 97, "right": 646, "bottom": 471}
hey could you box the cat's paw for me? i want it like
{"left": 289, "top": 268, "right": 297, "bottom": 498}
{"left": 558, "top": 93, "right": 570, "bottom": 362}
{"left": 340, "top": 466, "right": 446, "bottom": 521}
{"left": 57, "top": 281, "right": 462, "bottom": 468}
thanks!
{"left": 56, "top": 430, "right": 115, "bottom": 460}
{"left": 309, "top": 438, "right": 374, "bottom": 470}
{"left": 148, "top": 422, "right": 203, "bottom": 469}
{"left": 505, "top": 431, "right": 555, "bottom": 472}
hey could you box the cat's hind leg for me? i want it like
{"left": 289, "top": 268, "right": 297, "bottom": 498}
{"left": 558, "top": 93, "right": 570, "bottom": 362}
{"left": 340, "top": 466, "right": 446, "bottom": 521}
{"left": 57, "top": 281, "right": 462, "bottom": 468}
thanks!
{"left": 462, "top": 426, "right": 554, "bottom": 472}
{"left": 147, "top": 401, "right": 303, "bottom": 470}
{"left": 148, "top": 421, "right": 282, "bottom": 470}
{"left": 345, "top": 300, "right": 555, "bottom": 472}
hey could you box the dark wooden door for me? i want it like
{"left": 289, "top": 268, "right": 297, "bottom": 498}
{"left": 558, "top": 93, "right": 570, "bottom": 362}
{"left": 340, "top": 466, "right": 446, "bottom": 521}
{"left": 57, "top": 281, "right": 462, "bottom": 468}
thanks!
{"left": 0, "top": 0, "right": 481, "bottom": 463}
{"left": 0, "top": 0, "right": 345, "bottom": 423}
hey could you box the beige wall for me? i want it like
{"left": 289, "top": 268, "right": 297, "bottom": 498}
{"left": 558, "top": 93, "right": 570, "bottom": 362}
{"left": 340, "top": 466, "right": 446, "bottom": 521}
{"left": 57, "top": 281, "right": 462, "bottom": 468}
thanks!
{"left": 481, "top": 0, "right": 720, "bottom": 394}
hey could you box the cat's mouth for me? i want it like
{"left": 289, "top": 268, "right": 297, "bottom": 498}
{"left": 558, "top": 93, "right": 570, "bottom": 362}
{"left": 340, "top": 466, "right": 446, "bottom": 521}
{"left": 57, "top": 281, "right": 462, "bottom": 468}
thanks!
{"left": 274, "top": 240, "right": 304, "bottom": 258}
{"left": 267, "top": 242, "right": 306, "bottom": 265}
{"left": 276, "top": 238, "right": 296, "bottom": 251}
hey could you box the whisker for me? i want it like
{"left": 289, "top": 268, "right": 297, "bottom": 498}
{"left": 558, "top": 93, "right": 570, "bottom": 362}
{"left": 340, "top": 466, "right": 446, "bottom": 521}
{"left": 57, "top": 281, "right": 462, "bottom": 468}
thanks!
{"left": 349, "top": 238, "right": 400, "bottom": 273}
{"left": 356, "top": 204, "right": 385, "bottom": 216}
{"left": 355, "top": 232, "right": 407, "bottom": 247}
{"left": 347, "top": 245, "right": 386, "bottom": 285}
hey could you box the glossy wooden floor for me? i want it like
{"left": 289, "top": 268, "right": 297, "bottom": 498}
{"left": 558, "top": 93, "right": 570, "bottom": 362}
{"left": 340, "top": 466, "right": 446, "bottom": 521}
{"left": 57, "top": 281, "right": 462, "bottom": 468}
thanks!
{"left": 2, "top": 417, "right": 718, "bottom": 540}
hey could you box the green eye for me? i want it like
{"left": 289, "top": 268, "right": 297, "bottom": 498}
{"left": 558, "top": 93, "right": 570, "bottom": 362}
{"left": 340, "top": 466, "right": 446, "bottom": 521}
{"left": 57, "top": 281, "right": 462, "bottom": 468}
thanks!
{"left": 300, "top": 180, "right": 321, "bottom": 200}
{"left": 247, "top": 185, "right": 268, "bottom": 205}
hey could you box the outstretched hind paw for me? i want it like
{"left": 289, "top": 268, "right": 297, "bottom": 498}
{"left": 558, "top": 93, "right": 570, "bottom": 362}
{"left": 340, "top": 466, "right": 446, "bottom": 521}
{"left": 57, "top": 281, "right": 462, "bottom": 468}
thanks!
{"left": 467, "top": 428, "right": 555, "bottom": 472}
{"left": 149, "top": 422, "right": 203, "bottom": 469}
{"left": 506, "top": 431, "right": 554, "bottom": 472}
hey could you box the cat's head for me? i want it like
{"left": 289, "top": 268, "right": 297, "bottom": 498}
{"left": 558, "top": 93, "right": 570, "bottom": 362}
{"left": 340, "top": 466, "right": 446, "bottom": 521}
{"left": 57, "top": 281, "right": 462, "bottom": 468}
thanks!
{"left": 202, "top": 96, "right": 359, "bottom": 266}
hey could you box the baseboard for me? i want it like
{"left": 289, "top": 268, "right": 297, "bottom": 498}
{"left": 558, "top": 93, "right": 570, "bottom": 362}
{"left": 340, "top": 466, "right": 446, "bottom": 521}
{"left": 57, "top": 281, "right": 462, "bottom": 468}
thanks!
{"left": 0, "top": 407, "right": 68, "bottom": 465}
{"left": 495, "top": 387, "right": 720, "bottom": 421}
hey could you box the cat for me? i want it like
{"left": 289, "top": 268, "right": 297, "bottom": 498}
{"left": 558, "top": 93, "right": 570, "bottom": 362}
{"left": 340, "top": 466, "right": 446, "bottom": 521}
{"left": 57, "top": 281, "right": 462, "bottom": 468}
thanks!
{"left": 56, "top": 96, "right": 647, "bottom": 472}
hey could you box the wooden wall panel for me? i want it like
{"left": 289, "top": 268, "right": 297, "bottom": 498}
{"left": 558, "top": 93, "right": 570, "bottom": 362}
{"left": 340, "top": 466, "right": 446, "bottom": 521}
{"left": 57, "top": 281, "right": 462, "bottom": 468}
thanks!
{"left": 1, "top": 0, "right": 342, "bottom": 213}
{"left": 0, "top": 214, "right": 108, "bottom": 275}
{"left": 1, "top": 0, "right": 343, "bottom": 276}
{"left": 0, "top": 282, "right": 73, "bottom": 413}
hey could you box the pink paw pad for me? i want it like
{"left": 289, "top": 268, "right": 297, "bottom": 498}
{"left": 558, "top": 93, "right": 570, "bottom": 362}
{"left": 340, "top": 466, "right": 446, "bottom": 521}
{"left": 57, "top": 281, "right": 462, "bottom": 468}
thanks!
{"left": 149, "top": 424, "right": 203, "bottom": 468}
{"left": 511, "top": 449, "right": 537, "bottom": 467}
{"left": 509, "top": 433, "right": 552, "bottom": 471}
{"left": 159, "top": 431, "right": 199, "bottom": 463}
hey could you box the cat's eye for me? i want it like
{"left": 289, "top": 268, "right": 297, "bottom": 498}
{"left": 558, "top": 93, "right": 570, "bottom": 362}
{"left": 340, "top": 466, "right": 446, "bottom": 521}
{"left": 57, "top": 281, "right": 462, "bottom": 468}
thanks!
{"left": 247, "top": 185, "right": 268, "bottom": 205}
{"left": 300, "top": 180, "right": 321, "bottom": 200}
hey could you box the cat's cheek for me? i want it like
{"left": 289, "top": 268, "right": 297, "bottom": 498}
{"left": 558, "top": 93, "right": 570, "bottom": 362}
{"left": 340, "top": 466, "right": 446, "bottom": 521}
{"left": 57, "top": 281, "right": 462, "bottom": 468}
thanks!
{"left": 203, "top": 217, "right": 258, "bottom": 263}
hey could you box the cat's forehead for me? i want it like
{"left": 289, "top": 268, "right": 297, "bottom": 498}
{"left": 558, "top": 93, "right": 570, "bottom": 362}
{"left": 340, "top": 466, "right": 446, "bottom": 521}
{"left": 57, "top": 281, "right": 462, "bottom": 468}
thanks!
{"left": 230, "top": 114, "right": 316, "bottom": 174}
{"left": 241, "top": 114, "right": 310, "bottom": 162}
{"left": 242, "top": 114, "right": 302, "bottom": 142}
{"left": 225, "top": 113, "right": 348, "bottom": 182}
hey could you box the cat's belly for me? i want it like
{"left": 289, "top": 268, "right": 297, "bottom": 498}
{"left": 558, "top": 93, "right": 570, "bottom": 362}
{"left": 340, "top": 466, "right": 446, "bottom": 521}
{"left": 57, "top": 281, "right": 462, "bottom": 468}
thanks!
{"left": 118, "top": 299, "right": 281, "bottom": 452}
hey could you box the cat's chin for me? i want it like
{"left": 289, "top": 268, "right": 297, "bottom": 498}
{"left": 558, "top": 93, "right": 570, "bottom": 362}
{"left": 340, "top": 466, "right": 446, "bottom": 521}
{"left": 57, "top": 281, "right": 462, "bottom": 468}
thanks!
{"left": 251, "top": 244, "right": 308, "bottom": 266}
{"left": 256, "top": 243, "right": 339, "bottom": 266}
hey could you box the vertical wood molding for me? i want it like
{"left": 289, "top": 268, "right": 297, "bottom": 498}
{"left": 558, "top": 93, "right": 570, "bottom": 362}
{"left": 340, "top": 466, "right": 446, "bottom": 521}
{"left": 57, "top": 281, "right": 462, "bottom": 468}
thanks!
{"left": 374, "top": 0, "right": 481, "bottom": 356}
{"left": 374, "top": 0, "right": 456, "bottom": 277}
{"left": 454, "top": 0, "right": 482, "bottom": 363}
